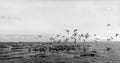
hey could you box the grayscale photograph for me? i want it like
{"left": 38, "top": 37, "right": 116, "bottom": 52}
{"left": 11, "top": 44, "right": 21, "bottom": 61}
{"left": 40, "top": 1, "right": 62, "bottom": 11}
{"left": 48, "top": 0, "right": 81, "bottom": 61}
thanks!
{"left": 0, "top": 0, "right": 120, "bottom": 63}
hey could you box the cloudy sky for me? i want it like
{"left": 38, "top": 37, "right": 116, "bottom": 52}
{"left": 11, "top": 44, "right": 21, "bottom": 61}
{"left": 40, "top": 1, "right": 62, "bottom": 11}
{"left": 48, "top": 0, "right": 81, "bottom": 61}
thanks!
{"left": 0, "top": 0, "right": 119, "bottom": 41}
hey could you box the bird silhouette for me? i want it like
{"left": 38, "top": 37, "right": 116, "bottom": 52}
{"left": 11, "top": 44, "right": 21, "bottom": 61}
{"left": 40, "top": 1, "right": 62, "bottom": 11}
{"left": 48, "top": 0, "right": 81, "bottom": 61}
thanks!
{"left": 73, "top": 29, "right": 78, "bottom": 33}
{"left": 56, "top": 35, "right": 60, "bottom": 37}
{"left": 66, "top": 29, "right": 70, "bottom": 34}
{"left": 38, "top": 35, "right": 42, "bottom": 38}
{"left": 110, "top": 36, "right": 113, "bottom": 39}
{"left": 115, "top": 33, "right": 119, "bottom": 37}
{"left": 94, "top": 34, "right": 97, "bottom": 36}
{"left": 49, "top": 37, "right": 54, "bottom": 40}
{"left": 106, "top": 24, "right": 111, "bottom": 26}
{"left": 62, "top": 36, "right": 65, "bottom": 38}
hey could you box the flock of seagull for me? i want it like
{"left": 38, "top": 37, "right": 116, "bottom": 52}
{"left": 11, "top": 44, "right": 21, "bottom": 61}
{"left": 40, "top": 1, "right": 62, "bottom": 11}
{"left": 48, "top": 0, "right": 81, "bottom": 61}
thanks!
{"left": 48, "top": 24, "right": 120, "bottom": 43}
{"left": 33, "top": 24, "right": 119, "bottom": 43}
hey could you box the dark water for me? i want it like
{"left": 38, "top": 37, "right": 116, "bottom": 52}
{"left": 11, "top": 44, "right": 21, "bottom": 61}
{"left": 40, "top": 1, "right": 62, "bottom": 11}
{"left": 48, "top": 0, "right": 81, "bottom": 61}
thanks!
{"left": 1, "top": 41, "right": 120, "bottom": 63}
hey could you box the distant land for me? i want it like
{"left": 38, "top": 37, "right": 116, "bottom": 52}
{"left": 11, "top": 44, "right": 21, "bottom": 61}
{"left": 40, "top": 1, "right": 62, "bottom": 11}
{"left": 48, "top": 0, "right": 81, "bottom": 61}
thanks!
{"left": 0, "top": 34, "right": 51, "bottom": 42}
{"left": 0, "top": 34, "right": 120, "bottom": 42}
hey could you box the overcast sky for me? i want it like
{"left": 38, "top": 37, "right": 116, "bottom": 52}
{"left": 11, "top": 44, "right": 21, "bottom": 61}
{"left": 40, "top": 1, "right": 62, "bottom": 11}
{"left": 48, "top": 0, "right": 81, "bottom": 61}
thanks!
{"left": 0, "top": 0, "right": 120, "bottom": 41}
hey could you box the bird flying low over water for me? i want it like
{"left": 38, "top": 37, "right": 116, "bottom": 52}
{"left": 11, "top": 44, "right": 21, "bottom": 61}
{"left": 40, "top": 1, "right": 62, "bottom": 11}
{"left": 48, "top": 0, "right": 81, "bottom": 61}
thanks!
{"left": 110, "top": 36, "right": 113, "bottom": 39}
{"left": 95, "top": 38, "right": 100, "bottom": 40}
{"left": 62, "top": 36, "right": 65, "bottom": 38}
{"left": 70, "top": 37, "right": 74, "bottom": 39}
{"left": 106, "top": 24, "right": 111, "bottom": 26}
{"left": 56, "top": 35, "right": 60, "bottom": 37}
{"left": 72, "top": 33, "right": 77, "bottom": 37}
{"left": 50, "top": 37, "right": 54, "bottom": 40}
{"left": 115, "top": 33, "right": 119, "bottom": 37}
{"left": 38, "top": 35, "right": 42, "bottom": 38}
{"left": 73, "top": 29, "right": 78, "bottom": 33}
{"left": 66, "top": 29, "right": 70, "bottom": 34}
{"left": 94, "top": 34, "right": 97, "bottom": 36}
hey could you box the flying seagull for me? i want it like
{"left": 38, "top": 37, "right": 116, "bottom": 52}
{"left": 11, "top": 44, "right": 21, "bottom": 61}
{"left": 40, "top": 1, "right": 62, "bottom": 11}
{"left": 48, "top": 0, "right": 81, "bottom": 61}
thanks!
{"left": 50, "top": 37, "right": 54, "bottom": 40}
{"left": 94, "top": 34, "right": 97, "bottom": 36}
{"left": 66, "top": 29, "right": 70, "bottom": 34}
{"left": 38, "top": 35, "right": 42, "bottom": 38}
{"left": 62, "top": 36, "right": 65, "bottom": 38}
{"left": 110, "top": 36, "right": 113, "bottom": 39}
{"left": 106, "top": 24, "right": 111, "bottom": 26}
{"left": 73, "top": 29, "right": 78, "bottom": 33}
{"left": 56, "top": 35, "right": 60, "bottom": 37}
{"left": 115, "top": 33, "right": 119, "bottom": 37}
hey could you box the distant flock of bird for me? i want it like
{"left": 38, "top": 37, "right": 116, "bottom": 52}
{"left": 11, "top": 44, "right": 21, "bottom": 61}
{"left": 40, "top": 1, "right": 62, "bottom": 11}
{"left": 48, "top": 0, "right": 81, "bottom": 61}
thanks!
{"left": 35, "top": 24, "right": 120, "bottom": 43}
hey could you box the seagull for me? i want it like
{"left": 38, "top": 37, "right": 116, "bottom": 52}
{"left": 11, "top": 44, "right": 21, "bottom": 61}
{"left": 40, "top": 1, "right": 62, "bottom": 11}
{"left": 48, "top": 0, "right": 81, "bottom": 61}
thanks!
{"left": 94, "top": 34, "right": 97, "bottom": 36}
{"left": 106, "top": 24, "right": 111, "bottom": 26}
{"left": 38, "top": 35, "right": 42, "bottom": 38}
{"left": 115, "top": 33, "right": 119, "bottom": 37}
{"left": 62, "top": 36, "right": 65, "bottom": 38}
{"left": 50, "top": 37, "right": 54, "bottom": 40}
{"left": 110, "top": 36, "right": 113, "bottom": 39}
{"left": 73, "top": 29, "right": 78, "bottom": 33}
{"left": 95, "top": 38, "right": 100, "bottom": 40}
{"left": 66, "top": 29, "right": 70, "bottom": 34}
{"left": 56, "top": 35, "right": 60, "bottom": 37}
